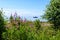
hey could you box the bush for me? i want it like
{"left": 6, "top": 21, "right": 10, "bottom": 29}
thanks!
{"left": 2, "top": 25, "right": 37, "bottom": 40}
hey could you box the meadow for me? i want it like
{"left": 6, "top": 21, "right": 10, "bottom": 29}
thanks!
{"left": 0, "top": 10, "right": 60, "bottom": 40}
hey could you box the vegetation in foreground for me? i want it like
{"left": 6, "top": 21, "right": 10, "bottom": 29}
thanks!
{"left": 0, "top": 0, "right": 60, "bottom": 40}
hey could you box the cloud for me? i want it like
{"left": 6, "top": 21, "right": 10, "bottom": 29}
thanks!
{"left": 2, "top": 8, "right": 43, "bottom": 20}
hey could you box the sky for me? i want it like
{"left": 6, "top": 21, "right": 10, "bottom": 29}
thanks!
{"left": 0, "top": 0, "right": 50, "bottom": 21}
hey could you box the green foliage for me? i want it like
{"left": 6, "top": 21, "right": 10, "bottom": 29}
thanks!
{"left": 2, "top": 20, "right": 60, "bottom": 40}
{"left": 0, "top": 9, "right": 6, "bottom": 40}
{"left": 34, "top": 19, "right": 41, "bottom": 30}
{"left": 3, "top": 19, "right": 59, "bottom": 40}
{"left": 3, "top": 14, "right": 60, "bottom": 40}
{"left": 2, "top": 27, "right": 20, "bottom": 40}
{"left": 43, "top": 0, "right": 60, "bottom": 29}
{"left": 10, "top": 14, "right": 14, "bottom": 23}
{"left": 1, "top": 7, "right": 60, "bottom": 40}
{"left": 2, "top": 25, "right": 37, "bottom": 40}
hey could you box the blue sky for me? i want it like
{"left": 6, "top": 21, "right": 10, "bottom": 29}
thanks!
{"left": 0, "top": 0, "right": 50, "bottom": 21}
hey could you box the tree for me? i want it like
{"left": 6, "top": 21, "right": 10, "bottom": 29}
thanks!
{"left": 43, "top": 0, "right": 60, "bottom": 29}
{"left": 0, "top": 9, "right": 6, "bottom": 40}
{"left": 10, "top": 14, "right": 14, "bottom": 23}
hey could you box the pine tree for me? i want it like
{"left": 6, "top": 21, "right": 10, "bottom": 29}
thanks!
{"left": 10, "top": 14, "right": 14, "bottom": 23}
{"left": 43, "top": 0, "right": 60, "bottom": 30}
